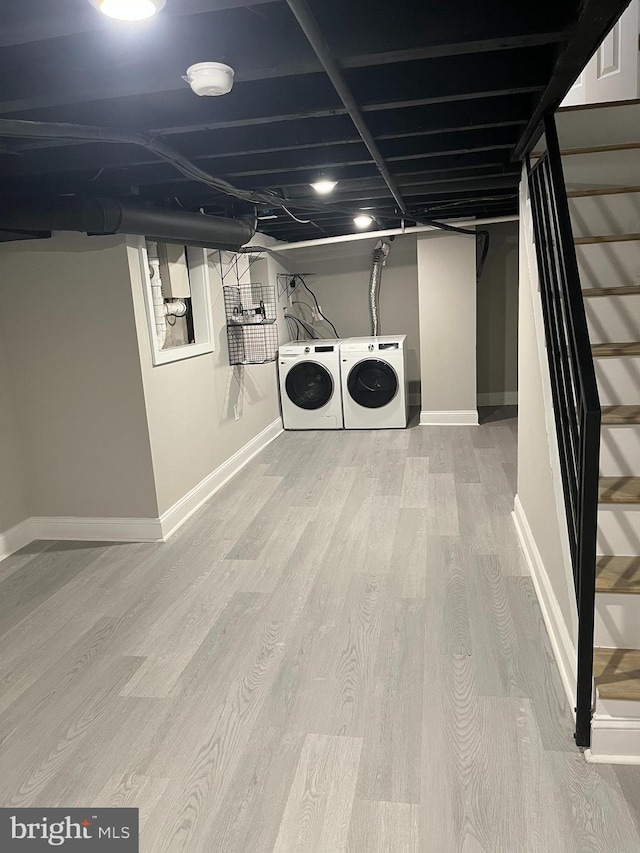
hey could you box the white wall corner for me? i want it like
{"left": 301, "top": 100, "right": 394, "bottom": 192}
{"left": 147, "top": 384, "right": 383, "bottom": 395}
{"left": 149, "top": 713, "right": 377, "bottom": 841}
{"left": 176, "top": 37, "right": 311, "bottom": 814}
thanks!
{"left": 0, "top": 518, "right": 36, "bottom": 563}
{"left": 512, "top": 495, "right": 577, "bottom": 716}
{"left": 419, "top": 410, "right": 479, "bottom": 426}
{"left": 159, "top": 417, "right": 283, "bottom": 540}
{"left": 477, "top": 391, "right": 519, "bottom": 406}
{"left": 0, "top": 419, "right": 284, "bottom": 559}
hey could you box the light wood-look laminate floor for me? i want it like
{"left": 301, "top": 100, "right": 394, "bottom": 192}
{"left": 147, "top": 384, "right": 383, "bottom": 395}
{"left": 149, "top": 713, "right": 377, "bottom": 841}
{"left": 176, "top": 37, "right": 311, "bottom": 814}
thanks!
{"left": 2, "top": 409, "right": 640, "bottom": 852}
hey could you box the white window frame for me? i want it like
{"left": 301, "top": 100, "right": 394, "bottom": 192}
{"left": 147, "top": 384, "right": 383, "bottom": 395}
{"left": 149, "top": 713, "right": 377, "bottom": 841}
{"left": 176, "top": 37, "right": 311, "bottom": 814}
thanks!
{"left": 137, "top": 236, "right": 215, "bottom": 366}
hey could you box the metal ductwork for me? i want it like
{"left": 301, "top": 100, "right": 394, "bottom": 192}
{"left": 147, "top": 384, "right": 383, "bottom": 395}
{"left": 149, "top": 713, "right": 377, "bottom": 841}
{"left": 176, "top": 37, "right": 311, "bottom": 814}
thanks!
{"left": 0, "top": 198, "right": 255, "bottom": 251}
{"left": 369, "top": 238, "right": 392, "bottom": 337}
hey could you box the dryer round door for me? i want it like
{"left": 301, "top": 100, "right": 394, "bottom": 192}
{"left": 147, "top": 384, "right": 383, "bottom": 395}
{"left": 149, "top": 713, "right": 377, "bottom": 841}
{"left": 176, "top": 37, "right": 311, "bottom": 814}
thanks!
{"left": 347, "top": 358, "right": 398, "bottom": 408}
{"left": 285, "top": 361, "right": 334, "bottom": 410}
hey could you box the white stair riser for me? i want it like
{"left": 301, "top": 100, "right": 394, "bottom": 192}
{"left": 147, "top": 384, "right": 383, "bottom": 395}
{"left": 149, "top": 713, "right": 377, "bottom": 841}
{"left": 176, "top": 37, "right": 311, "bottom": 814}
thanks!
{"left": 594, "top": 696, "right": 640, "bottom": 721}
{"left": 595, "top": 592, "right": 640, "bottom": 649}
{"left": 577, "top": 241, "right": 640, "bottom": 290}
{"left": 591, "top": 714, "right": 640, "bottom": 761}
{"left": 600, "top": 425, "right": 640, "bottom": 477}
{"left": 594, "top": 357, "right": 640, "bottom": 406}
{"left": 569, "top": 192, "right": 640, "bottom": 238}
{"left": 563, "top": 148, "right": 640, "bottom": 191}
{"left": 586, "top": 294, "right": 640, "bottom": 344}
{"left": 557, "top": 102, "right": 640, "bottom": 149}
{"left": 597, "top": 505, "right": 640, "bottom": 555}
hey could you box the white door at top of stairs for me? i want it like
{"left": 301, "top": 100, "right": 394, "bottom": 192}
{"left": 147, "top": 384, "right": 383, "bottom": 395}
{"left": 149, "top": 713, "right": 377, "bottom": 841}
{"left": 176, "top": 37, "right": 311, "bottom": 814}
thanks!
{"left": 340, "top": 336, "right": 408, "bottom": 429}
{"left": 278, "top": 339, "right": 344, "bottom": 429}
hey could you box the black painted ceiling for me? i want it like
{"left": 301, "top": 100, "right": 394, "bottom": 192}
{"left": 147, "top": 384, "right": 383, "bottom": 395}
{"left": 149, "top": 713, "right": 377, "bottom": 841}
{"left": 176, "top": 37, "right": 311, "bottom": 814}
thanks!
{"left": 0, "top": 0, "right": 629, "bottom": 242}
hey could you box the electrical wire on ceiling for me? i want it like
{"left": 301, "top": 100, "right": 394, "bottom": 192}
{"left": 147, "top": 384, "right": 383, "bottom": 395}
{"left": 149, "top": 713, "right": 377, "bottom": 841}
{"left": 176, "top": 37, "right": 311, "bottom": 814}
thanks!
{"left": 280, "top": 204, "right": 330, "bottom": 238}
{"left": 0, "top": 117, "right": 484, "bottom": 240}
{"left": 281, "top": 206, "right": 311, "bottom": 224}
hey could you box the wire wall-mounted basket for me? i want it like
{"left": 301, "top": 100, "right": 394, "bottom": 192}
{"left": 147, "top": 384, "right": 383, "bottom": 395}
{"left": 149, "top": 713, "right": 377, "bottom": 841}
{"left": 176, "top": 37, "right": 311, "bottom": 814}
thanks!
{"left": 223, "top": 283, "right": 278, "bottom": 365}
{"left": 224, "top": 283, "right": 276, "bottom": 325}
{"left": 227, "top": 324, "right": 279, "bottom": 365}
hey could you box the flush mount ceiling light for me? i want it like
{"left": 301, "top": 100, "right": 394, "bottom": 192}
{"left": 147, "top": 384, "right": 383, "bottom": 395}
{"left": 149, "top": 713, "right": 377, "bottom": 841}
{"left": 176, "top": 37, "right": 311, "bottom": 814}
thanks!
{"left": 89, "top": 0, "right": 166, "bottom": 20}
{"left": 310, "top": 179, "right": 338, "bottom": 195}
{"left": 183, "top": 63, "right": 235, "bottom": 97}
{"left": 353, "top": 214, "right": 374, "bottom": 229}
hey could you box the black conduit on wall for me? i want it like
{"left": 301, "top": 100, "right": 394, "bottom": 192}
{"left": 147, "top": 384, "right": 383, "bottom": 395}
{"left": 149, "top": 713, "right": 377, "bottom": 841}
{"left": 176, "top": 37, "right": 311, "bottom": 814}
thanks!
{"left": 0, "top": 198, "right": 255, "bottom": 251}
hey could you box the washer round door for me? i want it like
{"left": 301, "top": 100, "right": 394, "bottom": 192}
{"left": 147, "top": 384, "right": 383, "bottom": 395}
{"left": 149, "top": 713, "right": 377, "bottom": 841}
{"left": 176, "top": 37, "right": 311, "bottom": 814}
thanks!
{"left": 347, "top": 358, "right": 398, "bottom": 408}
{"left": 285, "top": 361, "right": 334, "bottom": 410}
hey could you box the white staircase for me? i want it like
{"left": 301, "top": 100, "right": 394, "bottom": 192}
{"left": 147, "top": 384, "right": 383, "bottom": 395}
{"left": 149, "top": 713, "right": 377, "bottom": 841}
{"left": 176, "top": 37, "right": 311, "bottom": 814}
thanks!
{"left": 557, "top": 100, "right": 640, "bottom": 761}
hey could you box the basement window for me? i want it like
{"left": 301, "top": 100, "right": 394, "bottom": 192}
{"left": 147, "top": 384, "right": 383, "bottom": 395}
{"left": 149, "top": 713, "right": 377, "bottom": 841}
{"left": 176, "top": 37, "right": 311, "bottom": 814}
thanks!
{"left": 137, "top": 237, "right": 214, "bottom": 365}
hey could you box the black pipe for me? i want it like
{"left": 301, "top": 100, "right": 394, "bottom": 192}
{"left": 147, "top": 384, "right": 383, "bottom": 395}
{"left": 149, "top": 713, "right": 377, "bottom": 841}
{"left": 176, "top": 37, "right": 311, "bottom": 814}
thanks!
{"left": 0, "top": 197, "right": 255, "bottom": 250}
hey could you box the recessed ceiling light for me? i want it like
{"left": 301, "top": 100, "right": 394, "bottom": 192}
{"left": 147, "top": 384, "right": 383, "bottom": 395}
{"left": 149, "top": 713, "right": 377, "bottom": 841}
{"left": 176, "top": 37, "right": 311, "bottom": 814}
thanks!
{"left": 89, "top": 0, "right": 166, "bottom": 21}
{"left": 310, "top": 179, "right": 338, "bottom": 195}
{"left": 353, "top": 214, "right": 374, "bottom": 229}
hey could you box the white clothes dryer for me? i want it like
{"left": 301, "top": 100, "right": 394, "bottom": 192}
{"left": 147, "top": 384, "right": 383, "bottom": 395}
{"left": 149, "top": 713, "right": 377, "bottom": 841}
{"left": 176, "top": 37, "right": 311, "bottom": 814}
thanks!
{"left": 340, "top": 335, "right": 408, "bottom": 429}
{"left": 278, "top": 339, "right": 344, "bottom": 429}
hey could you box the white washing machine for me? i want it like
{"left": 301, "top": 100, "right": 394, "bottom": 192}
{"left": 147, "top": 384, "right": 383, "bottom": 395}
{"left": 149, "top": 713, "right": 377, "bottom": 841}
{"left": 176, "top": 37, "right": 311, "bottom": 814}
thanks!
{"left": 278, "top": 339, "right": 344, "bottom": 429}
{"left": 340, "top": 335, "right": 408, "bottom": 429}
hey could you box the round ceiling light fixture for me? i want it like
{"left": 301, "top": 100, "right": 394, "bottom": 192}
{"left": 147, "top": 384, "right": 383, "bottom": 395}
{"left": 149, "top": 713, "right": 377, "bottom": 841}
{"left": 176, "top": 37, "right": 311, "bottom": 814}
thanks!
{"left": 310, "top": 179, "right": 338, "bottom": 195}
{"left": 90, "top": 0, "right": 166, "bottom": 20}
{"left": 353, "top": 213, "right": 374, "bottom": 229}
{"left": 183, "top": 63, "right": 235, "bottom": 97}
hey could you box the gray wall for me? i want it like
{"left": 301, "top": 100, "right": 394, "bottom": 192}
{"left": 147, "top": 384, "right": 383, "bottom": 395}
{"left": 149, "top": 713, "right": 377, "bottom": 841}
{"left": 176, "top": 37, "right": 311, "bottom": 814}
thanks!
{"left": 0, "top": 233, "right": 158, "bottom": 520}
{"left": 0, "top": 231, "right": 291, "bottom": 536}
{"left": 517, "top": 201, "right": 576, "bottom": 641}
{"left": 289, "top": 235, "right": 421, "bottom": 397}
{"left": 477, "top": 222, "right": 519, "bottom": 404}
{"left": 128, "top": 239, "right": 293, "bottom": 516}
{"left": 0, "top": 318, "right": 28, "bottom": 532}
{"left": 418, "top": 231, "right": 477, "bottom": 417}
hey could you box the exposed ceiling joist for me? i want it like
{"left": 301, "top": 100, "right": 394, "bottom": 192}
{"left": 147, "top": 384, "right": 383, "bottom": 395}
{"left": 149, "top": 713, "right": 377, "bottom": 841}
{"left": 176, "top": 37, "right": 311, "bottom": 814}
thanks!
{"left": 285, "top": 0, "right": 409, "bottom": 215}
{"left": 140, "top": 86, "right": 544, "bottom": 142}
{"left": 0, "top": 0, "right": 628, "bottom": 242}
{"left": 0, "top": 32, "right": 566, "bottom": 117}
{"left": 3, "top": 122, "right": 526, "bottom": 179}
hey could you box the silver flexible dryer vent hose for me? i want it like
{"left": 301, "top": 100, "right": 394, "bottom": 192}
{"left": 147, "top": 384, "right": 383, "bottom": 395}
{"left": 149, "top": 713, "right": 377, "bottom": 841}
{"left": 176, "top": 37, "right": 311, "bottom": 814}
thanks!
{"left": 369, "top": 238, "right": 391, "bottom": 336}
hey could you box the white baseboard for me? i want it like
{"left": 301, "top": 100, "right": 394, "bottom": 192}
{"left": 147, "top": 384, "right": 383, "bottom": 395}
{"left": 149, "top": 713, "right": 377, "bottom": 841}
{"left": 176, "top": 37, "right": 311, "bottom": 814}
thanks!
{"left": 419, "top": 409, "right": 479, "bottom": 426}
{"left": 0, "top": 518, "right": 36, "bottom": 562}
{"left": 585, "top": 749, "right": 640, "bottom": 765}
{"left": 512, "top": 495, "right": 577, "bottom": 716}
{"left": 160, "top": 418, "right": 283, "bottom": 540}
{"left": 0, "top": 418, "right": 283, "bottom": 561}
{"left": 477, "top": 391, "right": 519, "bottom": 406}
{"left": 587, "top": 716, "right": 640, "bottom": 764}
{"left": 31, "top": 516, "right": 163, "bottom": 543}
